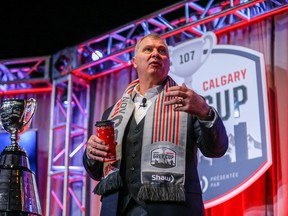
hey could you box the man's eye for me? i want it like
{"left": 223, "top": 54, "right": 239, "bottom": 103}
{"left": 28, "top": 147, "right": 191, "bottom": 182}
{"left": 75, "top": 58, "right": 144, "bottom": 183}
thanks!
{"left": 159, "top": 49, "right": 167, "bottom": 54}
{"left": 144, "top": 48, "right": 152, "bottom": 52}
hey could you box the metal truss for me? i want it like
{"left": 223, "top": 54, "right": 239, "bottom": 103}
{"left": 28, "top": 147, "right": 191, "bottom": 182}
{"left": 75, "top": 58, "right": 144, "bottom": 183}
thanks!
{"left": 69, "top": 0, "right": 288, "bottom": 80}
{"left": 45, "top": 74, "right": 90, "bottom": 216}
{"left": 0, "top": 56, "right": 51, "bottom": 95}
{"left": 1, "top": 0, "right": 287, "bottom": 89}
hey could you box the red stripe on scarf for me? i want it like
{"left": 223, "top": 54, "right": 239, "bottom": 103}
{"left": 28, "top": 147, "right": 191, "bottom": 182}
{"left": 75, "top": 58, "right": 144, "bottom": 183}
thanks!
{"left": 125, "top": 79, "right": 139, "bottom": 94}
{"left": 169, "top": 106, "right": 173, "bottom": 142}
{"left": 111, "top": 79, "right": 138, "bottom": 118}
{"left": 110, "top": 99, "right": 122, "bottom": 119}
{"left": 129, "top": 79, "right": 139, "bottom": 87}
{"left": 162, "top": 82, "right": 170, "bottom": 141}
{"left": 175, "top": 109, "right": 180, "bottom": 145}
{"left": 161, "top": 93, "right": 166, "bottom": 141}
{"left": 153, "top": 94, "right": 161, "bottom": 142}
{"left": 150, "top": 77, "right": 182, "bottom": 144}
{"left": 127, "top": 88, "right": 134, "bottom": 94}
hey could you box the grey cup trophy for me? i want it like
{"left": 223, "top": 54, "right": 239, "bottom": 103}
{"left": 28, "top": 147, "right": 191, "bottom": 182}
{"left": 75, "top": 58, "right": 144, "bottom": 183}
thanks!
{"left": 0, "top": 98, "right": 42, "bottom": 215}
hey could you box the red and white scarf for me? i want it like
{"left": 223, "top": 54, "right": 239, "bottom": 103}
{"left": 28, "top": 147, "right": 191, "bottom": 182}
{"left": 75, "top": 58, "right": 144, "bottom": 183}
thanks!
{"left": 96, "top": 76, "right": 188, "bottom": 202}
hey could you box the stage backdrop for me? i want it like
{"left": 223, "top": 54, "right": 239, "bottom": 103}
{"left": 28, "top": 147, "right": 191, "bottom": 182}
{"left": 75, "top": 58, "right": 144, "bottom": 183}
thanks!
{"left": 169, "top": 31, "right": 272, "bottom": 208}
{"left": 89, "top": 12, "right": 288, "bottom": 216}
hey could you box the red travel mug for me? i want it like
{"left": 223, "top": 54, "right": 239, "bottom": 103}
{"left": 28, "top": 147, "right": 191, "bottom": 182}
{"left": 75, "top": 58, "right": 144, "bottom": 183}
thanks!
{"left": 95, "top": 120, "right": 116, "bottom": 162}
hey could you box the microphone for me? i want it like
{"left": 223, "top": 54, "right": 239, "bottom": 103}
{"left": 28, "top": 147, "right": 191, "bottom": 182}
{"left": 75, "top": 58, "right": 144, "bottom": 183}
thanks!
{"left": 139, "top": 97, "right": 147, "bottom": 108}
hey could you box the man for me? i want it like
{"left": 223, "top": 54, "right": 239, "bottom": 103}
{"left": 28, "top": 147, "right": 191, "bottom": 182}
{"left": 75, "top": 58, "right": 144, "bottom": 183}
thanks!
{"left": 83, "top": 34, "right": 228, "bottom": 216}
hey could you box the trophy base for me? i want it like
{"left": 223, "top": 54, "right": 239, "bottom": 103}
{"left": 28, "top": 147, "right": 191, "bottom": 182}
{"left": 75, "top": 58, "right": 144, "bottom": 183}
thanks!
{"left": 0, "top": 149, "right": 42, "bottom": 215}
{"left": 3, "top": 144, "right": 22, "bottom": 152}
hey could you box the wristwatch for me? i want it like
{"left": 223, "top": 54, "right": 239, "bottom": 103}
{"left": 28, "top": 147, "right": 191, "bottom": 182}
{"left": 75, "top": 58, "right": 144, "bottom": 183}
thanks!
{"left": 204, "top": 107, "right": 215, "bottom": 121}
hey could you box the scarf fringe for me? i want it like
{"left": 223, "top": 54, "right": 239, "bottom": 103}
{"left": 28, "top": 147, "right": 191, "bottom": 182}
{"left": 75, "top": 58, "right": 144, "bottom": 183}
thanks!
{"left": 93, "top": 171, "right": 123, "bottom": 195}
{"left": 137, "top": 183, "right": 186, "bottom": 202}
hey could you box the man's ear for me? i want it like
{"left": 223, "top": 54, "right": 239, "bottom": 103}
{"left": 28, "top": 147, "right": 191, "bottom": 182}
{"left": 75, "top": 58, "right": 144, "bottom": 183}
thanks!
{"left": 132, "top": 56, "right": 137, "bottom": 68}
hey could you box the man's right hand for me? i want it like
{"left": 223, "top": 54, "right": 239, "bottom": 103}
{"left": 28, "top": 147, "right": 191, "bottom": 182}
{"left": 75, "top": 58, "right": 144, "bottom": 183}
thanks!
{"left": 86, "top": 135, "right": 110, "bottom": 162}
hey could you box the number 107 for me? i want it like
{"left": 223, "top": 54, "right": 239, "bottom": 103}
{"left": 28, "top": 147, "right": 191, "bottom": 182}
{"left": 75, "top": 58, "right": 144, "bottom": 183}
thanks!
{"left": 179, "top": 51, "right": 195, "bottom": 64}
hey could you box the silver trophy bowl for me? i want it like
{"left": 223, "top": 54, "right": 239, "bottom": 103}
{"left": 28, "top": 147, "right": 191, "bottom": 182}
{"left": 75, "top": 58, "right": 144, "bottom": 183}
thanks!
{"left": 0, "top": 98, "right": 42, "bottom": 215}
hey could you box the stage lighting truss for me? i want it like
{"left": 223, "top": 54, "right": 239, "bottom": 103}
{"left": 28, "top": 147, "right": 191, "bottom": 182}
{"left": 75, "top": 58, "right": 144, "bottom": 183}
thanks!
{"left": 1, "top": 1, "right": 287, "bottom": 85}
{"left": 46, "top": 74, "right": 90, "bottom": 216}
{"left": 72, "top": 0, "right": 288, "bottom": 80}
{"left": 0, "top": 56, "right": 51, "bottom": 95}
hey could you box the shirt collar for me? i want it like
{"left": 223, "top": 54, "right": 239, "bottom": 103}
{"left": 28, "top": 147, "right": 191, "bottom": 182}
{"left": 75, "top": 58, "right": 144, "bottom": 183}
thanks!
{"left": 131, "top": 84, "right": 163, "bottom": 102}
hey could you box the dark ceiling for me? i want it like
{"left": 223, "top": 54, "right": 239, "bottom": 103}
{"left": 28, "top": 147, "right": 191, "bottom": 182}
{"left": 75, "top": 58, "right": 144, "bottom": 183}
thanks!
{"left": 0, "top": 0, "right": 183, "bottom": 60}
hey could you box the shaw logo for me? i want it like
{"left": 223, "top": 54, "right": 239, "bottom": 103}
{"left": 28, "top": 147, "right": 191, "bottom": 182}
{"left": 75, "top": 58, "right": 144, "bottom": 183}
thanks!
{"left": 150, "top": 147, "right": 176, "bottom": 168}
{"left": 151, "top": 174, "right": 175, "bottom": 183}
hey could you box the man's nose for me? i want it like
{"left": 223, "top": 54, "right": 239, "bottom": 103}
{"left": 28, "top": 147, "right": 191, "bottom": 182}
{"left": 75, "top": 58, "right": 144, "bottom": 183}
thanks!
{"left": 151, "top": 49, "right": 160, "bottom": 58}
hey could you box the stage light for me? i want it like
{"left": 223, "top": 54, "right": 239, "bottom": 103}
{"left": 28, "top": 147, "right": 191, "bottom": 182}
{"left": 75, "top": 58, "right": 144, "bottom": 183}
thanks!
{"left": 91, "top": 50, "right": 104, "bottom": 61}
{"left": 61, "top": 89, "right": 76, "bottom": 108}
{"left": 54, "top": 54, "right": 70, "bottom": 72}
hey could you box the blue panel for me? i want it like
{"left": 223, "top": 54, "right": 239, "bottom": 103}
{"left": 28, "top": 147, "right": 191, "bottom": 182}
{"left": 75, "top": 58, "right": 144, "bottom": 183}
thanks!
{"left": 0, "top": 129, "right": 38, "bottom": 174}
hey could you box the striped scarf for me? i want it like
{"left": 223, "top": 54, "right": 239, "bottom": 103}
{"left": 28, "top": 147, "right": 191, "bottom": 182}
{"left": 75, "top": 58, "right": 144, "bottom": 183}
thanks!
{"left": 94, "top": 76, "right": 188, "bottom": 202}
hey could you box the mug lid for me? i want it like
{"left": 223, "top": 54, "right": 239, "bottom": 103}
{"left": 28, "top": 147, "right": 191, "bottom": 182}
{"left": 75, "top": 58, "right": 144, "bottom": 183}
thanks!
{"left": 95, "top": 120, "right": 114, "bottom": 127}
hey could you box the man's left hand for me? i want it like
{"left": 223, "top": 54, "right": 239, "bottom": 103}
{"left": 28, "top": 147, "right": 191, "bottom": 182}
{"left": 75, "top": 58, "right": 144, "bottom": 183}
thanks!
{"left": 164, "top": 83, "right": 210, "bottom": 119}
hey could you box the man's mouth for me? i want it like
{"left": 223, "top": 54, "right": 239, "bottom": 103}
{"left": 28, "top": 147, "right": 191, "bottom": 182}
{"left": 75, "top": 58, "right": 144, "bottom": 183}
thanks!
{"left": 150, "top": 61, "right": 161, "bottom": 66}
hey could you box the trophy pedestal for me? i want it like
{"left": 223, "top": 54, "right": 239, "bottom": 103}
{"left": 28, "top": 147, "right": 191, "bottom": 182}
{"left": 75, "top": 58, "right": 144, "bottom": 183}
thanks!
{"left": 0, "top": 148, "right": 42, "bottom": 215}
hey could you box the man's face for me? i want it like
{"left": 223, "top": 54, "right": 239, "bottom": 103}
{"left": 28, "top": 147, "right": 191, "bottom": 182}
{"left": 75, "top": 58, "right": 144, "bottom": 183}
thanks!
{"left": 132, "top": 37, "right": 170, "bottom": 84}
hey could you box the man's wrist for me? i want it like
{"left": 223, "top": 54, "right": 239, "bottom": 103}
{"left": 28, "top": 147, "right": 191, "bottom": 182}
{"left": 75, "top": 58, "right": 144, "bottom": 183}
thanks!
{"left": 198, "top": 107, "right": 217, "bottom": 128}
{"left": 199, "top": 106, "right": 214, "bottom": 121}
{"left": 203, "top": 106, "right": 215, "bottom": 121}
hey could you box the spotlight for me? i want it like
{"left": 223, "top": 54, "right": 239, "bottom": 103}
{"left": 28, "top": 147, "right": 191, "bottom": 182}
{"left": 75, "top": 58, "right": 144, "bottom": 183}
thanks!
{"left": 91, "top": 50, "right": 104, "bottom": 61}
{"left": 61, "top": 89, "right": 75, "bottom": 108}
{"left": 54, "top": 54, "right": 70, "bottom": 72}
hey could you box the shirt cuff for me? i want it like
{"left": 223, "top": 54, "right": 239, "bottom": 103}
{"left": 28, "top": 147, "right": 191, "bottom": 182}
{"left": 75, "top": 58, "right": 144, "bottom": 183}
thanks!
{"left": 198, "top": 107, "right": 218, "bottom": 128}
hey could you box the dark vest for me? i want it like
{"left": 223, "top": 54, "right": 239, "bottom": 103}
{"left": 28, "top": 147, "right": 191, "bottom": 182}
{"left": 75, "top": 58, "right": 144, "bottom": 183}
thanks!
{"left": 120, "top": 115, "right": 145, "bottom": 200}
